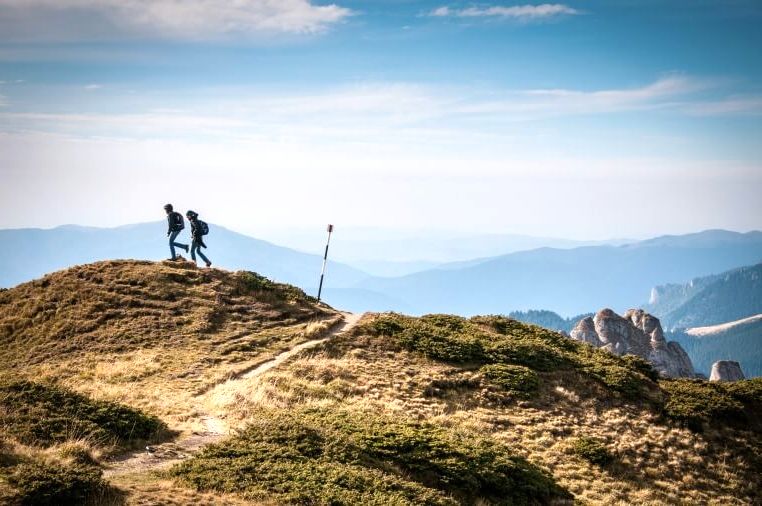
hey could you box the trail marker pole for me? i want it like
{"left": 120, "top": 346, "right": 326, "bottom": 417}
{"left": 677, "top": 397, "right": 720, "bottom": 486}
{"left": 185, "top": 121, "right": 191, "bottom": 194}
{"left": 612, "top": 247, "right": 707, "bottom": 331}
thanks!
{"left": 317, "top": 224, "right": 333, "bottom": 302}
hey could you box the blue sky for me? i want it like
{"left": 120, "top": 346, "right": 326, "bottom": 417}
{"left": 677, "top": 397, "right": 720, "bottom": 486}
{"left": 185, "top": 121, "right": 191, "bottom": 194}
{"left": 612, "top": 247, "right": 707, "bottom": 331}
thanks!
{"left": 0, "top": 0, "right": 760, "bottom": 240}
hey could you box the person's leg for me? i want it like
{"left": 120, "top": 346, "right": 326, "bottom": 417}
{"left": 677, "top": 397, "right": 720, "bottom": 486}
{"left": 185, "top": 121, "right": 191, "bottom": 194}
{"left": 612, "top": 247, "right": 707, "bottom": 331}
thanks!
{"left": 168, "top": 230, "right": 179, "bottom": 259}
{"left": 170, "top": 230, "right": 188, "bottom": 253}
{"left": 190, "top": 240, "right": 198, "bottom": 262}
{"left": 196, "top": 247, "right": 211, "bottom": 267}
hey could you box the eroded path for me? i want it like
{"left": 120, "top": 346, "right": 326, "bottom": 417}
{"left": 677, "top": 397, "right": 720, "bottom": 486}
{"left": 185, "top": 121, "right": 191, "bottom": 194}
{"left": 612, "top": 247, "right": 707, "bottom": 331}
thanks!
{"left": 104, "top": 312, "right": 363, "bottom": 478}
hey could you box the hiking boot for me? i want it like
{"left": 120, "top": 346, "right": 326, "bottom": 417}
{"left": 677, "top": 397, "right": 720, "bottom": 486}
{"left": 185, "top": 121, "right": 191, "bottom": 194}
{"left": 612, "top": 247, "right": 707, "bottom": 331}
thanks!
{"left": 205, "top": 261, "right": 212, "bottom": 268}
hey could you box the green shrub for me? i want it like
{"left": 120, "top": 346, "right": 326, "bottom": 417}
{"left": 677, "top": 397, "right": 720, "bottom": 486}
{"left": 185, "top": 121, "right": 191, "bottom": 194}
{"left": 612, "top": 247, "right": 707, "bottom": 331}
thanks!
{"left": 171, "top": 407, "right": 571, "bottom": 505}
{"left": 0, "top": 377, "right": 164, "bottom": 447}
{"left": 397, "top": 325, "right": 485, "bottom": 363}
{"left": 470, "top": 315, "right": 579, "bottom": 353}
{"left": 480, "top": 364, "right": 539, "bottom": 397}
{"left": 483, "top": 340, "right": 567, "bottom": 372}
{"left": 363, "top": 314, "right": 485, "bottom": 363}
{"left": 661, "top": 378, "right": 762, "bottom": 432}
{"left": 361, "top": 315, "right": 405, "bottom": 337}
{"left": 361, "top": 313, "right": 660, "bottom": 402}
{"left": 621, "top": 354, "right": 660, "bottom": 382}
{"left": 661, "top": 379, "right": 745, "bottom": 430}
{"left": 419, "top": 314, "right": 467, "bottom": 332}
{"left": 6, "top": 461, "right": 105, "bottom": 505}
{"left": 571, "top": 437, "right": 613, "bottom": 466}
{"left": 570, "top": 345, "right": 657, "bottom": 400}
{"left": 722, "top": 377, "right": 762, "bottom": 403}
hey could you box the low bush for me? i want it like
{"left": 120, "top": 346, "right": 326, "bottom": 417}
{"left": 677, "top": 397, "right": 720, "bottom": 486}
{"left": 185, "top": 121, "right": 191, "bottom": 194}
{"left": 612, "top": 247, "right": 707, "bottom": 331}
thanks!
{"left": 480, "top": 364, "right": 539, "bottom": 398}
{"left": 362, "top": 313, "right": 658, "bottom": 400}
{"left": 361, "top": 313, "right": 485, "bottom": 363}
{"left": 171, "top": 407, "right": 571, "bottom": 505}
{"left": 621, "top": 354, "right": 661, "bottom": 382}
{"left": 483, "top": 340, "right": 567, "bottom": 372}
{"left": 570, "top": 437, "right": 613, "bottom": 466}
{"left": 5, "top": 461, "right": 105, "bottom": 506}
{"left": 0, "top": 377, "right": 164, "bottom": 447}
{"left": 722, "top": 377, "right": 762, "bottom": 403}
{"left": 661, "top": 378, "right": 762, "bottom": 432}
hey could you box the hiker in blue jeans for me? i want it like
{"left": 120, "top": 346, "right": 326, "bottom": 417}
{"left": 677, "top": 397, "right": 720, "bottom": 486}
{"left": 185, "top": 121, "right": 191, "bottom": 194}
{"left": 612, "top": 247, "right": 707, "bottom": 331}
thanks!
{"left": 186, "top": 210, "right": 212, "bottom": 267}
{"left": 164, "top": 204, "right": 188, "bottom": 260}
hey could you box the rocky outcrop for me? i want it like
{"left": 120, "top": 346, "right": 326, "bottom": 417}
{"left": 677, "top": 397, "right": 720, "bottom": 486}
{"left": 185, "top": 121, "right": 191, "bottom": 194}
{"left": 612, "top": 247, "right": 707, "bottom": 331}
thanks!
{"left": 709, "top": 361, "right": 745, "bottom": 382}
{"left": 570, "top": 309, "right": 695, "bottom": 378}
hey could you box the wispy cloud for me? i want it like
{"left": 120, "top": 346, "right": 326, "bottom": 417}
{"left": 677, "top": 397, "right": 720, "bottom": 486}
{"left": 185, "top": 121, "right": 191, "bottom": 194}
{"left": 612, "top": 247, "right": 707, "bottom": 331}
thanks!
{"left": 683, "top": 95, "right": 762, "bottom": 116}
{"left": 0, "top": 0, "right": 353, "bottom": 41}
{"left": 84, "top": 84, "right": 102, "bottom": 90}
{"left": 430, "top": 4, "right": 579, "bottom": 20}
{"left": 0, "top": 77, "right": 757, "bottom": 146}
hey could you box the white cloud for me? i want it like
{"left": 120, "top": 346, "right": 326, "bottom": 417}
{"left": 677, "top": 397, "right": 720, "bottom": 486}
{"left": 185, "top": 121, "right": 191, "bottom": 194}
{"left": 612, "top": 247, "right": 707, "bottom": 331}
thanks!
{"left": 683, "top": 95, "right": 762, "bottom": 116}
{"left": 0, "top": 0, "right": 353, "bottom": 41}
{"left": 457, "top": 76, "right": 711, "bottom": 118}
{"left": 0, "top": 77, "right": 755, "bottom": 149}
{"left": 84, "top": 84, "right": 102, "bottom": 90}
{"left": 430, "top": 4, "right": 579, "bottom": 20}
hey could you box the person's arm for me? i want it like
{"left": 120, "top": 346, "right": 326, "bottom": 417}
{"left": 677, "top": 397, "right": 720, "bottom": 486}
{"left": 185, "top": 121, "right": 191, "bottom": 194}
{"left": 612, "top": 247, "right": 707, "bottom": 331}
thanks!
{"left": 167, "top": 214, "right": 172, "bottom": 236}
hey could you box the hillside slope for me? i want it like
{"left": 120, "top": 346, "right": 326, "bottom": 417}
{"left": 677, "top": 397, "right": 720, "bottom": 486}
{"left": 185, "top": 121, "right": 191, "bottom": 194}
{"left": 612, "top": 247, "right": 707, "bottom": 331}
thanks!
{"left": 648, "top": 263, "right": 762, "bottom": 329}
{"left": 356, "top": 230, "right": 762, "bottom": 316}
{"left": 0, "top": 259, "right": 341, "bottom": 427}
{"left": 196, "top": 312, "right": 762, "bottom": 505}
{"left": 2, "top": 262, "right": 761, "bottom": 505}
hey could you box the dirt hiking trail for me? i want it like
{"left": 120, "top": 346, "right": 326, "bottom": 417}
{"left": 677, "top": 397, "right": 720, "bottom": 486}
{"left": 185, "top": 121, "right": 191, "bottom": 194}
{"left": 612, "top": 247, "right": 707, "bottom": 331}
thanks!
{"left": 104, "top": 312, "right": 363, "bottom": 478}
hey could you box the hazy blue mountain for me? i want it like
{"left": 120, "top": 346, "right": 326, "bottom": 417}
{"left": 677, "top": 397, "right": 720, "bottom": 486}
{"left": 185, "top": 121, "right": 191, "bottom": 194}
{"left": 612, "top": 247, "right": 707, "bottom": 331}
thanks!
{"left": 669, "top": 315, "right": 762, "bottom": 378}
{"left": 0, "top": 223, "right": 373, "bottom": 307}
{"left": 647, "top": 263, "right": 762, "bottom": 329}
{"left": 260, "top": 226, "right": 634, "bottom": 264}
{"left": 507, "top": 310, "right": 595, "bottom": 333}
{"left": 319, "top": 287, "right": 414, "bottom": 314}
{"left": 341, "top": 259, "right": 442, "bottom": 278}
{"left": 356, "top": 230, "right": 762, "bottom": 316}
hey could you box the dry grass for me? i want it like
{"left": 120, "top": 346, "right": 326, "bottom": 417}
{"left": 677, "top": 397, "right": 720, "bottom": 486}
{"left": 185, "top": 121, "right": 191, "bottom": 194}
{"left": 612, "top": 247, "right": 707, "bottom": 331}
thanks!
{"left": 110, "top": 474, "right": 265, "bottom": 506}
{"left": 223, "top": 314, "right": 761, "bottom": 505}
{"left": 0, "top": 260, "right": 342, "bottom": 503}
{"left": 0, "top": 260, "right": 339, "bottom": 430}
{"left": 3, "top": 263, "right": 760, "bottom": 505}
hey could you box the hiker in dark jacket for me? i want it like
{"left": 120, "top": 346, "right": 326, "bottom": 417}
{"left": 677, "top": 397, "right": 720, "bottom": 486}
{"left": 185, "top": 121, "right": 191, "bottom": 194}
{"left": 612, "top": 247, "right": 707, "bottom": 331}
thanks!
{"left": 164, "top": 204, "right": 188, "bottom": 260}
{"left": 186, "top": 210, "right": 212, "bottom": 267}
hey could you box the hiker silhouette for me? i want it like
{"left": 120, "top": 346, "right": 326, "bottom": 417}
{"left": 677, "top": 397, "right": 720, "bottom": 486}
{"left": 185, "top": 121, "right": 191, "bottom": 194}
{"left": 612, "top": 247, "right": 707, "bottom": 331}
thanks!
{"left": 186, "top": 210, "right": 212, "bottom": 268}
{"left": 164, "top": 204, "right": 188, "bottom": 260}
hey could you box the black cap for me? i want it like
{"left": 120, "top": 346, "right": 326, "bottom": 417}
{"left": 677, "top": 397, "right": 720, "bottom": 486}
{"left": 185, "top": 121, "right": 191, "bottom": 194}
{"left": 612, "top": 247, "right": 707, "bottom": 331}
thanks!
{"left": 164, "top": 204, "right": 173, "bottom": 211}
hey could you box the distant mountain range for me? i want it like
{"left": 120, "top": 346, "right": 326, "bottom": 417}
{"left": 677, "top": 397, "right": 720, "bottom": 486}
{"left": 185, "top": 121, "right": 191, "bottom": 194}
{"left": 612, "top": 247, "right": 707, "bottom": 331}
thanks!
{"left": 3, "top": 226, "right": 762, "bottom": 321}
{"left": 645, "top": 263, "right": 762, "bottom": 329}
{"left": 670, "top": 315, "right": 762, "bottom": 378}
{"left": 355, "top": 230, "right": 762, "bottom": 316}
{"left": 256, "top": 227, "right": 634, "bottom": 265}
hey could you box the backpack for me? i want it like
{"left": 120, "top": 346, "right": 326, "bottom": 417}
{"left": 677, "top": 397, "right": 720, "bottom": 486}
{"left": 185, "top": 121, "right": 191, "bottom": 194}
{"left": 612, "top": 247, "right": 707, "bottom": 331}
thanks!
{"left": 172, "top": 212, "right": 185, "bottom": 231}
{"left": 198, "top": 220, "right": 209, "bottom": 236}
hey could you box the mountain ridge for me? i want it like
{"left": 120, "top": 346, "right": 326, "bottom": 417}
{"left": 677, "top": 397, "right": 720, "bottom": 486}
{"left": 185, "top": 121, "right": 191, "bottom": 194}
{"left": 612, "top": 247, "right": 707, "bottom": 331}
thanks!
{"left": 356, "top": 230, "right": 762, "bottom": 316}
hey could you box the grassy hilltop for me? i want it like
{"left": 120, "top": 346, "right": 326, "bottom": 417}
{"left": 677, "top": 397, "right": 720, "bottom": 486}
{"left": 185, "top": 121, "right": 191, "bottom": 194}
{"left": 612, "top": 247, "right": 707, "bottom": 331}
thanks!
{"left": 1, "top": 260, "right": 761, "bottom": 504}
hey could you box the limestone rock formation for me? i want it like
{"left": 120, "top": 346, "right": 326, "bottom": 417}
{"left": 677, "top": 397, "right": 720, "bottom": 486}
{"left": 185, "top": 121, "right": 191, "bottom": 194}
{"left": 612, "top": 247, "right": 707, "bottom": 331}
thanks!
{"left": 570, "top": 308, "right": 695, "bottom": 378}
{"left": 709, "top": 361, "right": 746, "bottom": 382}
